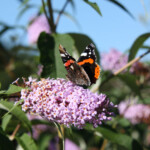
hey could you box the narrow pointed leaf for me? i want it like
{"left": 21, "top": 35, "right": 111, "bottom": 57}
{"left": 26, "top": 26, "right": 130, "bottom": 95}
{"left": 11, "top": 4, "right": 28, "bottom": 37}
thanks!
{"left": 17, "top": 5, "right": 36, "bottom": 20}
{"left": 107, "top": 0, "right": 134, "bottom": 19}
{"left": 83, "top": 0, "right": 102, "bottom": 16}
{"left": 128, "top": 33, "right": 150, "bottom": 61}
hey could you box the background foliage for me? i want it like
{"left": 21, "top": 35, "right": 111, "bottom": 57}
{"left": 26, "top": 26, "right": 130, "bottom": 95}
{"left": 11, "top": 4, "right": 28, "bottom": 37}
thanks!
{"left": 0, "top": 0, "right": 150, "bottom": 150}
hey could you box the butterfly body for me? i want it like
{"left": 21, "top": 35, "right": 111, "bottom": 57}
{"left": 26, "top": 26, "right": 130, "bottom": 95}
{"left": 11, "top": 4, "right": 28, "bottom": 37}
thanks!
{"left": 59, "top": 43, "right": 100, "bottom": 86}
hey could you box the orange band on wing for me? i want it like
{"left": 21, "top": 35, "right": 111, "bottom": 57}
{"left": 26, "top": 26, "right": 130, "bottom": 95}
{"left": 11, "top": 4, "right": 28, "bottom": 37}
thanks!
{"left": 77, "top": 58, "right": 94, "bottom": 65}
{"left": 95, "top": 64, "right": 100, "bottom": 79}
{"left": 64, "top": 60, "right": 75, "bottom": 67}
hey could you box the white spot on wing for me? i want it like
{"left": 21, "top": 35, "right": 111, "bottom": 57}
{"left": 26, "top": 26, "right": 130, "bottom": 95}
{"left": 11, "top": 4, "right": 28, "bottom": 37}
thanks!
{"left": 81, "top": 53, "right": 87, "bottom": 56}
{"left": 61, "top": 54, "right": 66, "bottom": 57}
{"left": 70, "top": 65, "right": 74, "bottom": 70}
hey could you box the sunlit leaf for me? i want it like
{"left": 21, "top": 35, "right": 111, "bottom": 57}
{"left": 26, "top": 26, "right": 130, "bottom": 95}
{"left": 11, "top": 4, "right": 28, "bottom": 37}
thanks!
{"left": 83, "top": 0, "right": 102, "bottom": 16}
{"left": 16, "top": 133, "right": 37, "bottom": 150}
{"left": 128, "top": 33, "right": 150, "bottom": 61}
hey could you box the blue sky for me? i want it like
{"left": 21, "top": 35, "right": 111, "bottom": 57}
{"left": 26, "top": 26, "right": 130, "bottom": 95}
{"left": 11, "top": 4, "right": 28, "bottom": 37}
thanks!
{"left": 0, "top": 0, "right": 150, "bottom": 56}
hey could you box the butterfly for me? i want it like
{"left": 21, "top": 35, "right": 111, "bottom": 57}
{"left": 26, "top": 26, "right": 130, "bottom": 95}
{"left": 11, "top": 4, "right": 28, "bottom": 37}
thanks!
{"left": 59, "top": 43, "right": 100, "bottom": 86}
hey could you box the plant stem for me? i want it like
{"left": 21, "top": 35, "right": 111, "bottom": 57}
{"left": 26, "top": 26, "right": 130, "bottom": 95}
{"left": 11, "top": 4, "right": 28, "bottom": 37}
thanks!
{"left": 55, "top": 0, "right": 69, "bottom": 30}
{"left": 9, "top": 124, "right": 20, "bottom": 140}
{"left": 54, "top": 122, "right": 65, "bottom": 150}
{"left": 100, "top": 139, "right": 108, "bottom": 150}
{"left": 47, "top": 0, "right": 56, "bottom": 33}
{"left": 41, "top": 0, "right": 51, "bottom": 29}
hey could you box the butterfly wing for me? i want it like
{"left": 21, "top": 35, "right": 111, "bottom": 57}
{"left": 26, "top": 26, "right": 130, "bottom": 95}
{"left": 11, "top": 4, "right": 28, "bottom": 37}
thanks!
{"left": 59, "top": 44, "right": 90, "bottom": 86}
{"left": 59, "top": 44, "right": 76, "bottom": 69}
{"left": 77, "top": 43, "right": 100, "bottom": 84}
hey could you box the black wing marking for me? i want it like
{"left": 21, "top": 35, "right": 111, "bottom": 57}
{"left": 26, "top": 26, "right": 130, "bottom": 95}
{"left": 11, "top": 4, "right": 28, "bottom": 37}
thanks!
{"left": 77, "top": 43, "right": 96, "bottom": 63}
{"left": 59, "top": 44, "right": 76, "bottom": 65}
{"left": 77, "top": 43, "right": 98, "bottom": 84}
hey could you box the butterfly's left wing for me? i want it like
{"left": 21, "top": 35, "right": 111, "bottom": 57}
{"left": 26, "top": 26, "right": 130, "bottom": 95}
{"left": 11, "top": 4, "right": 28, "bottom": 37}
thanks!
{"left": 77, "top": 43, "right": 100, "bottom": 84}
{"left": 59, "top": 44, "right": 76, "bottom": 69}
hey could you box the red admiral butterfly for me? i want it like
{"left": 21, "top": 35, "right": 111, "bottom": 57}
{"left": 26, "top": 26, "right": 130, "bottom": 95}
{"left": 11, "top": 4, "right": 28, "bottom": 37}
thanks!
{"left": 59, "top": 43, "right": 100, "bottom": 86}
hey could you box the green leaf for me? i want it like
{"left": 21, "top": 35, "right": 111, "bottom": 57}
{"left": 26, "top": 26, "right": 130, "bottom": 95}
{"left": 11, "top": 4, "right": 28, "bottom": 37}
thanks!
{"left": 38, "top": 32, "right": 55, "bottom": 78}
{"left": 107, "top": 0, "right": 134, "bottom": 19}
{"left": 1, "top": 114, "right": 12, "bottom": 131}
{"left": 0, "top": 128, "right": 15, "bottom": 150}
{"left": 117, "top": 74, "right": 141, "bottom": 96}
{"left": 1, "top": 99, "right": 24, "bottom": 118}
{"left": 117, "top": 117, "right": 130, "bottom": 127}
{"left": 83, "top": 0, "right": 102, "bottom": 16}
{"left": 38, "top": 134, "right": 53, "bottom": 150}
{"left": 141, "top": 98, "right": 150, "bottom": 104}
{"left": 16, "top": 133, "right": 37, "bottom": 150}
{"left": 3, "top": 84, "right": 23, "bottom": 95}
{"left": 69, "top": 33, "right": 100, "bottom": 63}
{"left": 0, "top": 91, "right": 5, "bottom": 95}
{"left": 128, "top": 33, "right": 150, "bottom": 61}
{"left": 38, "top": 32, "right": 74, "bottom": 78}
{"left": 95, "top": 126, "right": 143, "bottom": 150}
{"left": 0, "top": 100, "right": 32, "bottom": 132}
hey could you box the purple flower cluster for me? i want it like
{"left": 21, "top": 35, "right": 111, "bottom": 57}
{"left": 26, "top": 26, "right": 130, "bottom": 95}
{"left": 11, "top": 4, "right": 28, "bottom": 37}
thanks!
{"left": 119, "top": 99, "right": 150, "bottom": 124}
{"left": 21, "top": 77, "right": 115, "bottom": 128}
{"left": 28, "top": 15, "right": 50, "bottom": 44}
{"left": 101, "top": 49, "right": 128, "bottom": 73}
